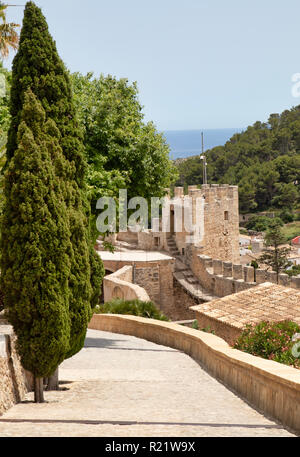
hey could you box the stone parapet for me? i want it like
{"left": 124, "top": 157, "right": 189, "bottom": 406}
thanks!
{"left": 187, "top": 245, "right": 300, "bottom": 297}
{"left": 103, "top": 266, "right": 151, "bottom": 303}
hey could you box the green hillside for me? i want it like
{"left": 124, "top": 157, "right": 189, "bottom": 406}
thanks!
{"left": 175, "top": 107, "right": 300, "bottom": 214}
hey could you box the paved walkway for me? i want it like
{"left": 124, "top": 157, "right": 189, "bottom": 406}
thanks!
{"left": 0, "top": 329, "right": 295, "bottom": 437}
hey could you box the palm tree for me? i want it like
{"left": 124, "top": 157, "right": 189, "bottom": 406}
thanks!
{"left": 0, "top": 2, "right": 19, "bottom": 59}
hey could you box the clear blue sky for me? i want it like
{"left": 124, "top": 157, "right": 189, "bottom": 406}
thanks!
{"left": 5, "top": 0, "right": 300, "bottom": 131}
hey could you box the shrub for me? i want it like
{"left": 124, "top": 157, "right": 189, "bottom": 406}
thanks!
{"left": 95, "top": 299, "right": 169, "bottom": 321}
{"left": 286, "top": 265, "right": 300, "bottom": 277}
{"left": 279, "top": 210, "right": 294, "bottom": 224}
{"left": 246, "top": 215, "right": 285, "bottom": 232}
{"left": 234, "top": 320, "right": 300, "bottom": 368}
{"left": 246, "top": 216, "right": 271, "bottom": 232}
{"left": 200, "top": 325, "right": 215, "bottom": 334}
{"left": 191, "top": 320, "right": 199, "bottom": 330}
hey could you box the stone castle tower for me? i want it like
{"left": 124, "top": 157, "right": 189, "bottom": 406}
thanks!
{"left": 165, "top": 184, "right": 240, "bottom": 264}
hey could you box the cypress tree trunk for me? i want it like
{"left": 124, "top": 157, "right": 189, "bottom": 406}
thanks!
{"left": 44, "top": 367, "right": 59, "bottom": 391}
{"left": 34, "top": 377, "right": 44, "bottom": 403}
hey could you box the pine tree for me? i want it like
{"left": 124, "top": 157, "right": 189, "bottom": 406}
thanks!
{"left": 4, "top": 1, "right": 104, "bottom": 379}
{"left": 259, "top": 221, "right": 291, "bottom": 283}
{"left": 0, "top": 89, "right": 71, "bottom": 402}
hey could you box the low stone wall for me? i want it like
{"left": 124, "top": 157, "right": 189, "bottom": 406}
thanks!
{"left": 191, "top": 312, "right": 242, "bottom": 346}
{"left": 116, "top": 231, "right": 138, "bottom": 244}
{"left": 171, "top": 278, "right": 200, "bottom": 321}
{"left": 0, "top": 330, "right": 29, "bottom": 416}
{"left": 187, "top": 247, "right": 300, "bottom": 297}
{"left": 89, "top": 314, "right": 300, "bottom": 434}
{"left": 103, "top": 266, "right": 151, "bottom": 303}
{"left": 101, "top": 255, "right": 175, "bottom": 311}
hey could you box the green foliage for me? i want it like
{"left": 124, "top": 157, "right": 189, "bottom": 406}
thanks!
{"left": 2, "top": 1, "right": 104, "bottom": 368}
{"left": 279, "top": 209, "right": 294, "bottom": 224}
{"left": 286, "top": 265, "right": 300, "bottom": 277}
{"left": 200, "top": 325, "right": 215, "bottom": 334}
{"left": 280, "top": 221, "right": 300, "bottom": 242}
{"left": 191, "top": 320, "right": 199, "bottom": 330}
{"left": 258, "top": 221, "right": 291, "bottom": 281}
{"left": 234, "top": 320, "right": 300, "bottom": 368}
{"left": 95, "top": 298, "right": 169, "bottom": 321}
{"left": 175, "top": 107, "right": 300, "bottom": 213}
{"left": 246, "top": 215, "right": 272, "bottom": 232}
{"left": 0, "top": 90, "right": 71, "bottom": 377}
{"left": 71, "top": 72, "right": 178, "bottom": 214}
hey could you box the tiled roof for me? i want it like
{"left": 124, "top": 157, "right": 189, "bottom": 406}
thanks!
{"left": 191, "top": 282, "right": 300, "bottom": 330}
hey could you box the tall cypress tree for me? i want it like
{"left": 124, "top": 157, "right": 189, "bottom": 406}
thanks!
{"left": 1, "top": 89, "right": 71, "bottom": 401}
{"left": 4, "top": 2, "right": 104, "bottom": 377}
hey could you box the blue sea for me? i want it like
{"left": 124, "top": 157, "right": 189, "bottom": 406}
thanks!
{"left": 163, "top": 128, "right": 244, "bottom": 160}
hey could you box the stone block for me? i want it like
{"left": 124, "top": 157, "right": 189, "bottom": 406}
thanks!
{"left": 233, "top": 264, "right": 243, "bottom": 280}
{"left": 174, "top": 187, "right": 184, "bottom": 198}
{"left": 223, "top": 262, "right": 233, "bottom": 278}
{"left": 291, "top": 276, "right": 300, "bottom": 289}
{"left": 213, "top": 259, "right": 223, "bottom": 275}
{"left": 278, "top": 273, "right": 290, "bottom": 287}
{"left": 0, "top": 334, "right": 6, "bottom": 358}
{"left": 266, "top": 271, "right": 278, "bottom": 284}
{"left": 256, "top": 269, "right": 266, "bottom": 284}
{"left": 244, "top": 266, "right": 255, "bottom": 283}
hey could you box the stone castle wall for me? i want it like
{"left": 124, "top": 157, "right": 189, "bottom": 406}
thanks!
{"left": 103, "top": 266, "right": 151, "bottom": 303}
{"left": 101, "top": 257, "right": 175, "bottom": 313}
{"left": 188, "top": 248, "right": 300, "bottom": 297}
{"left": 0, "top": 331, "right": 29, "bottom": 416}
{"left": 135, "top": 184, "right": 240, "bottom": 265}
{"left": 200, "top": 184, "right": 240, "bottom": 263}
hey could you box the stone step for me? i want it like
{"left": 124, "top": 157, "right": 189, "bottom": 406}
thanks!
{"left": 168, "top": 243, "right": 177, "bottom": 247}
{"left": 168, "top": 243, "right": 177, "bottom": 248}
{"left": 183, "top": 271, "right": 194, "bottom": 278}
{"left": 186, "top": 277, "right": 199, "bottom": 285}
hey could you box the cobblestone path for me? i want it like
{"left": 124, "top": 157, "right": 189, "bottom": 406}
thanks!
{"left": 0, "top": 329, "right": 295, "bottom": 437}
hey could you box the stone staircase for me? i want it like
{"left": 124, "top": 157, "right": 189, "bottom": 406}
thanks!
{"left": 165, "top": 236, "right": 215, "bottom": 302}
{"left": 166, "top": 235, "right": 180, "bottom": 258}
{"left": 174, "top": 257, "right": 217, "bottom": 303}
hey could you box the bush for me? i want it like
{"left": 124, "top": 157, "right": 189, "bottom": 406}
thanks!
{"left": 234, "top": 320, "right": 300, "bottom": 368}
{"left": 286, "top": 265, "right": 300, "bottom": 277}
{"left": 246, "top": 215, "right": 285, "bottom": 232}
{"left": 279, "top": 210, "right": 294, "bottom": 224}
{"left": 246, "top": 216, "right": 271, "bottom": 232}
{"left": 191, "top": 320, "right": 199, "bottom": 330}
{"left": 95, "top": 299, "right": 169, "bottom": 321}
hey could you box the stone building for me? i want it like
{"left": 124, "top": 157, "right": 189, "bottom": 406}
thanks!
{"left": 191, "top": 282, "right": 300, "bottom": 345}
{"left": 96, "top": 183, "right": 300, "bottom": 322}
{"left": 138, "top": 184, "right": 240, "bottom": 264}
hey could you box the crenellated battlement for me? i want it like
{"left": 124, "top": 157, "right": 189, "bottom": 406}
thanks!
{"left": 190, "top": 252, "right": 300, "bottom": 296}
{"left": 170, "top": 184, "right": 239, "bottom": 200}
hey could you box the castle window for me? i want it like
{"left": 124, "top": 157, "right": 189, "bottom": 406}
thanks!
{"left": 224, "top": 211, "right": 229, "bottom": 221}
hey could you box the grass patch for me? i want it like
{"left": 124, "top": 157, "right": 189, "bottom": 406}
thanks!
{"left": 281, "top": 221, "right": 300, "bottom": 242}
